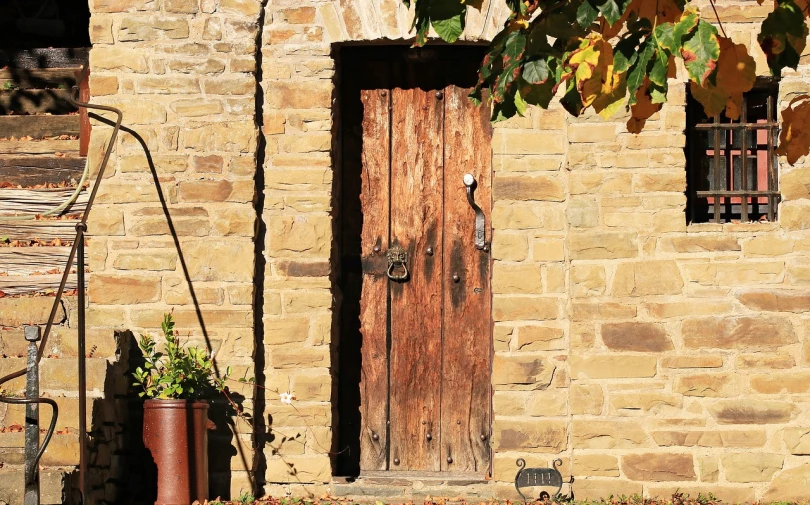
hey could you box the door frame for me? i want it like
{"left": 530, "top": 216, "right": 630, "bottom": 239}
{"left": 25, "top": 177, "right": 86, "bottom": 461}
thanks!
{"left": 333, "top": 44, "right": 495, "bottom": 478}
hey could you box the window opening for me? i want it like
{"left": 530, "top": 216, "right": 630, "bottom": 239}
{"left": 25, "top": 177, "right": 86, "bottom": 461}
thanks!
{"left": 686, "top": 81, "right": 780, "bottom": 224}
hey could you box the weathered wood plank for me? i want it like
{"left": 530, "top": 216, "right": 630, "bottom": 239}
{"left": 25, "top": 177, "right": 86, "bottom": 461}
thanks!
{"left": 0, "top": 68, "right": 77, "bottom": 90}
{"left": 389, "top": 87, "right": 443, "bottom": 472}
{"left": 0, "top": 247, "right": 75, "bottom": 276}
{"left": 0, "top": 274, "right": 80, "bottom": 296}
{"left": 440, "top": 85, "right": 493, "bottom": 474}
{"left": 0, "top": 155, "right": 85, "bottom": 186}
{"left": 0, "top": 220, "right": 80, "bottom": 241}
{"left": 0, "top": 115, "right": 80, "bottom": 139}
{"left": 0, "top": 89, "right": 77, "bottom": 115}
{"left": 0, "top": 48, "right": 89, "bottom": 70}
{"left": 0, "top": 187, "right": 88, "bottom": 216}
{"left": 0, "top": 139, "right": 79, "bottom": 156}
{"left": 358, "top": 89, "right": 391, "bottom": 472}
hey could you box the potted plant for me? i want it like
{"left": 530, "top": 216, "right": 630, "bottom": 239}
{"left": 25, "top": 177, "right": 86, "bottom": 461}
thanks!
{"left": 132, "top": 313, "right": 230, "bottom": 505}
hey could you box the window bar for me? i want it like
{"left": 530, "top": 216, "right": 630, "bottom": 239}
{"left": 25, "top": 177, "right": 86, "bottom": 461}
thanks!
{"left": 766, "top": 94, "right": 776, "bottom": 222}
{"left": 713, "top": 115, "right": 722, "bottom": 223}
{"left": 740, "top": 95, "right": 749, "bottom": 222}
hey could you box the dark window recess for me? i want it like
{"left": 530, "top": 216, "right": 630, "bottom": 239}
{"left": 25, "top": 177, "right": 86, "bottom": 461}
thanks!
{"left": 686, "top": 81, "right": 780, "bottom": 224}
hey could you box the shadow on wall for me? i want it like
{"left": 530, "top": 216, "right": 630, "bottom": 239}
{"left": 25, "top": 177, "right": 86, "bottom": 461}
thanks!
{"left": 85, "top": 114, "right": 255, "bottom": 502}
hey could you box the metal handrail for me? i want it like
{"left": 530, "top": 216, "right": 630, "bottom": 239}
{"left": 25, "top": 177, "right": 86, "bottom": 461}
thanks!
{"left": 0, "top": 64, "right": 123, "bottom": 504}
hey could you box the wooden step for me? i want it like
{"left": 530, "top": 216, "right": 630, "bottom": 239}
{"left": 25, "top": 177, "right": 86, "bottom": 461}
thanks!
{"left": 0, "top": 247, "right": 85, "bottom": 296}
{"left": 0, "top": 115, "right": 80, "bottom": 139}
{"left": 0, "top": 89, "right": 76, "bottom": 115}
{"left": 0, "top": 138, "right": 79, "bottom": 156}
{"left": 0, "top": 47, "right": 89, "bottom": 69}
{"left": 0, "top": 246, "right": 75, "bottom": 276}
{"left": 0, "top": 154, "right": 85, "bottom": 186}
{"left": 0, "top": 274, "right": 80, "bottom": 296}
{"left": 0, "top": 68, "right": 78, "bottom": 90}
{"left": 0, "top": 219, "right": 81, "bottom": 242}
{"left": 0, "top": 187, "right": 88, "bottom": 216}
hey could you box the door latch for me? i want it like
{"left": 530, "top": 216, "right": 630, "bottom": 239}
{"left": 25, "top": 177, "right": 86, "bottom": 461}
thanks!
{"left": 463, "top": 174, "right": 489, "bottom": 252}
{"left": 386, "top": 245, "right": 409, "bottom": 281}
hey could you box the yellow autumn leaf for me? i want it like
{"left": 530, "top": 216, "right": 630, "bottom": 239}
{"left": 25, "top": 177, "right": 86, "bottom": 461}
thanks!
{"left": 571, "top": 36, "right": 616, "bottom": 108}
{"left": 777, "top": 94, "right": 810, "bottom": 165}
{"left": 593, "top": 72, "right": 627, "bottom": 119}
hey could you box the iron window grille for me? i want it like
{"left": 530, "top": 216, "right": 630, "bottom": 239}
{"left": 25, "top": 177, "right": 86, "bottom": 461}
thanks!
{"left": 686, "top": 80, "right": 780, "bottom": 224}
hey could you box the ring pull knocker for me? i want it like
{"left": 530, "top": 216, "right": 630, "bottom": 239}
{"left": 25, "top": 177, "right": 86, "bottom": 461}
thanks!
{"left": 463, "top": 174, "right": 489, "bottom": 252}
{"left": 386, "top": 245, "right": 409, "bottom": 281}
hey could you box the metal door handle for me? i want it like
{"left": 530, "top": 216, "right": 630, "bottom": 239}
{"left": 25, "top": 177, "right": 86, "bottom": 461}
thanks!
{"left": 386, "top": 245, "right": 409, "bottom": 281}
{"left": 463, "top": 174, "right": 489, "bottom": 252}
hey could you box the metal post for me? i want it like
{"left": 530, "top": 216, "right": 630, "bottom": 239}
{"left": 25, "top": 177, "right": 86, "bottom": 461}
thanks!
{"left": 76, "top": 223, "right": 87, "bottom": 503}
{"left": 24, "top": 325, "right": 41, "bottom": 505}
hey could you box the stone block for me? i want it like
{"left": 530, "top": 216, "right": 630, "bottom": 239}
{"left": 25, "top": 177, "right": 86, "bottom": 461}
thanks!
{"left": 266, "top": 81, "right": 333, "bottom": 109}
{"left": 784, "top": 428, "right": 810, "bottom": 455}
{"left": 113, "top": 251, "right": 177, "bottom": 270}
{"left": 492, "top": 419, "right": 567, "bottom": 452}
{"left": 492, "top": 354, "right": 555, "bottom": 390}
{"left": 570, "top": 384, "right": 603, "bottom": 415}
{"left": 709, "top": 400, "right": 796, "bottom": 424}
{"left": 651, "top": 430, "right": 766, "bottom": 448}
{"left": 493, "top": 295, "right": 559, "bottom": 321}
{"left": 737, "top": 290, "right": 810, "bottom": 313}
{"left": 492, "top": 232, "right": 529, "bottom": 261}
{"left": 183, "top": 239, "right": 254, "bottom": 282}
{"left": 682, "top": 315, "right": 796, "bottom": 349}
{"left": 601, "top": 322, "right": 673, "bottom": 352}
{"left": 492, "top": 130, "right": 565, "bottom": 155}
{"left": 493, "top": 174, "right": 565, "bottom": 201}
{"left": 571, "top": 420, "right": 650, "bottom": 449}
{"left": 573, "top": 454, "right": 619, "bottom": 477}
{"left": 610, "top": 392, "right": 682, "bottom": 412}
{"left": 119, "top": 16, "right": 189, "bottom": 41}
{"left": 569, "top": 231, "right": 637, "bottom": 260}
{"left": 492, "top": 264, "right": 543, "bottom": 294}
{"left": 674, "top": 373, "right": 736, "bottom": 397}
{"left": 763, "top": 464, "right": 810, "bottom": 501}
{"left": 572, "top": 301, "right": 636, "bottom": 321}
{"left": 611, "top": 260, "right": 683, "bottom": 296}
{"left": 621, "top": 453, "right": 695, "bottom": 481}
{"left": 570, "top": 355, "right": 656, "bottom": 379}
{"left": 750, "top": 371, "right": 810, "bottom": 393}
{"left": 0, "top": 297, "right": 65, "bottom": 327}
{"left": 571, "top": 264, "right": 606, "bottom": 297}
{"left": 268, "top": 215, "right": 331, "bottom": 258}
{"left": 660, "top": 355, "right": 723, "bottom": 368}
{"left": 514, "top": 325, "right": 565, "bottom": 351}
{"left": 721, "top": 453, "right": 783, "bottom": 482}
{"left": 659, "top": 236, "right": 740, "bottom": 253}
{"left": 88, "top": 274, "right": 161, "bottom": 304}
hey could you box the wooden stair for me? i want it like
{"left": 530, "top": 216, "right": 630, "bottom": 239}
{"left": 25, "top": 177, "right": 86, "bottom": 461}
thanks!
{"left": 0, "top": 57, "right": 89, "bottom": 296}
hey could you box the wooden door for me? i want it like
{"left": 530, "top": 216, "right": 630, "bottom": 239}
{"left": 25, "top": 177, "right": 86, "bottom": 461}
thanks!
{"left": 357, "top": 83, "right": 492, "bottom": 475}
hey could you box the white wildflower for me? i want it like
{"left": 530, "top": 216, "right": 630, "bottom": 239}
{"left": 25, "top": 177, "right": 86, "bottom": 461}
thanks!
{"left": 279, "top": 391, "right": 295, "bottom": 404}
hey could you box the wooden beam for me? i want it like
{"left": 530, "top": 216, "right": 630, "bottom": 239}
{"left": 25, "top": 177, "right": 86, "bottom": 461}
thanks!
{"left": 0, "top": 139, "right": 79, "bottom": 156}
{"left": 0, "top": 115, "right": 80, "bottom": 139}
{"left": 0, "top": 89, "right": 77, "bottom": 115}
{"left": 0, "top": 48, "right": 89, "bottom": 70}
{"left": 0, "top": 187, "right": 88, "bottom": 216}
{"left": 0, "top": 155, "right": 85, "bottom": 187}
{"left": 0, "top": 68, "right": 77, "bottom": 90}
{"left": 0, "top": 220, "right": 81, "bottom": 242}
{"left": 0, "top": 274, "right": 80, "bottom": 296}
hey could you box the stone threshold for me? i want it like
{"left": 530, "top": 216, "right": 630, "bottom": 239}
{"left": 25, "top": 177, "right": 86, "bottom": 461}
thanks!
{"left": 332, "top": 472, "right": 493, "bottom": 501}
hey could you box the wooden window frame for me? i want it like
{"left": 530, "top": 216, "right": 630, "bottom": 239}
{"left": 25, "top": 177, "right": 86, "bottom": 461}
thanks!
{"left": 686, "top": 80, "right": 780, "bottom": 224}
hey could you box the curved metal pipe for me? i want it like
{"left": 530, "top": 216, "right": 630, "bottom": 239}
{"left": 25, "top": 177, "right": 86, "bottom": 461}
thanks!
{"left": 1, "top": 396, "right": 59, "bottom": 483}
{"left": 0, "top": 64, "right": 123, "bottom": 503}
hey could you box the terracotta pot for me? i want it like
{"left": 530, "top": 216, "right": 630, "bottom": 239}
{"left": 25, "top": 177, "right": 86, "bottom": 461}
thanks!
{"left": 143, "top": 399, "right": 210, "bottom": 505}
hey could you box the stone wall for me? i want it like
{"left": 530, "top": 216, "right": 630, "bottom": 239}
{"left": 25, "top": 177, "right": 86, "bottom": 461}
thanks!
{"left": 260, "top": 0, "right": 810, "bottom": 501}
{"left": 3, "top": 0, "right": 810, "bottom": 501}
{"left": 84, "top": 0, "right": 262, "bottom": 499}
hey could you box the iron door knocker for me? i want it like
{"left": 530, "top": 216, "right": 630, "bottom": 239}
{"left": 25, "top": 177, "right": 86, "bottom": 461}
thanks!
{"left": 386, "top": 245, "right": 409, "bottom": 281}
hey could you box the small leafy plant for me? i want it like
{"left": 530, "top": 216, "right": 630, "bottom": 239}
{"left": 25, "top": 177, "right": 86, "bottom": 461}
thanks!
{"left": 132, "top": 313, "right": 229, "bottom": 399}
